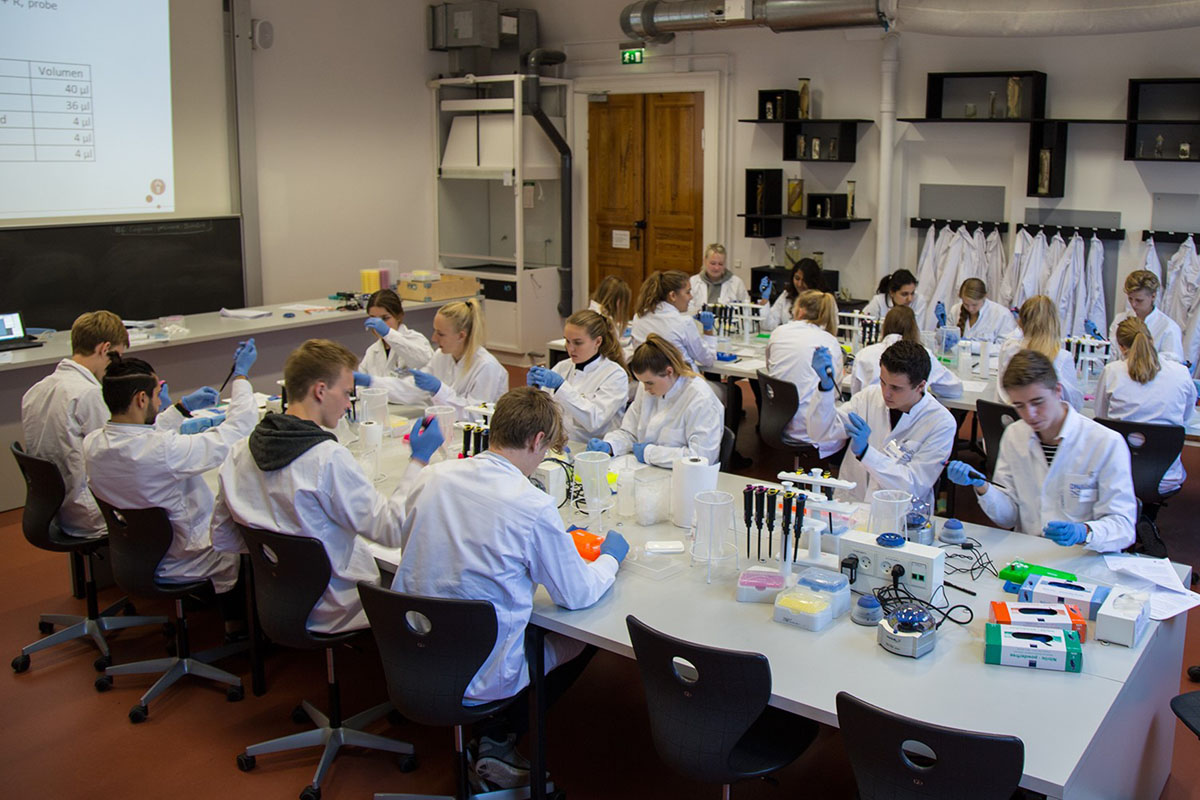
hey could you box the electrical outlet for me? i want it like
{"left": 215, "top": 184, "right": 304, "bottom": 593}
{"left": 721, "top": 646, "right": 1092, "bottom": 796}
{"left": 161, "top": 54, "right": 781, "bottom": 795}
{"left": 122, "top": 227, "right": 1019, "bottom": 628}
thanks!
{"left": 838, "top": 530, "right": 945, "bottom": 602}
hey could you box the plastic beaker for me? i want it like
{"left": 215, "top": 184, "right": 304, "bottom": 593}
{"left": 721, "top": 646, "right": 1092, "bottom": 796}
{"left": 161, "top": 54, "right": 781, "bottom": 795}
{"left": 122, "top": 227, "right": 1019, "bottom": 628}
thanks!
{"left": 936, "top": 326, "right": 960, "bottom": 367}
{"left": 360, "top": 387, "right": 389, "bottom": 428}
{"left": 574, "top": 451, "right": 612, "bottom": 530}
{"left": 423, "top": 405, "right": 456, "bottom": 453}
{"left": 691, "top": 490, "right": 737, "bottom": 582}
{"left": 869, "top": 489, "right": 911, "bottom": 536}
{"left": 634, "top": 468, "right": 671, "bottom": 526}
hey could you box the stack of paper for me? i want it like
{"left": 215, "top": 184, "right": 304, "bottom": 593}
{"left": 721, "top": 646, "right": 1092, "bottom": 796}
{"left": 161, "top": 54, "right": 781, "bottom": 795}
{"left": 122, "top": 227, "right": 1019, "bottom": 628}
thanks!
{"left": 220, "top": 307, "right": 272, "bottom": 319}
{"left": 1101, "top": 554, "right": 1200, "bottom": 620}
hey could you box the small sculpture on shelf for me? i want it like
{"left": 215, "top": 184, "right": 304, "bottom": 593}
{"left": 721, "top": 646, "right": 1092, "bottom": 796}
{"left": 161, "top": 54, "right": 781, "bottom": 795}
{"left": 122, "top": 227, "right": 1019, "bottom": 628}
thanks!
{"left": 798, "top": 78, "right": 811, "bottom": 119}
{"left": 824, "top": 202, "right": 832, "bottom": 220}
{"left": 811, "top": 137, "right": 821, "bottom": 160}
{"left": 1037, "top": 148, "right": 1052, "bottom": 195}
{"left": 965, "top": 103, "right": 977, "bottom": 119}
{"left": 796, "top": 134, "right": 806, "bottom": 160}
{"left": 787, "top": 178, "right": 804, "bottom": 215}
{"left": 989, "top": 90, "right": 999, "bottom": 119}
{"left": 828, "top": 138, "right": 839, "bottom": 160}
{"left": 1006, "top": 76, "right": 1021, "bottom": 119}
{"left": 765, "top": 100, "right": 774, "bottom": 120}
{"left": 847, "top": 181, "right": 856, "bottom": 218}
{"left": 755, "top": 172, "right": 765, "bottom": 214}
{"left": 1182, "top": 141, "right": 1192, "bottom": 160}
{"left": 1155, "top": 134, "right": 1165, "bottom": 159}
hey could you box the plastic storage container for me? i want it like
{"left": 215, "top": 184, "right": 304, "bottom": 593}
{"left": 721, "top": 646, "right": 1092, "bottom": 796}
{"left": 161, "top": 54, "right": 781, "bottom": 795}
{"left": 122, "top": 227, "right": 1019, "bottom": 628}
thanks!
{"left": 736, "top": 567, "right": 787, "bottom": 603}
{"left": 773, "top": 587, "right": 833, "bottom": 631}
{"left": 796, "top": 567, "right": 851, "bottom": 617}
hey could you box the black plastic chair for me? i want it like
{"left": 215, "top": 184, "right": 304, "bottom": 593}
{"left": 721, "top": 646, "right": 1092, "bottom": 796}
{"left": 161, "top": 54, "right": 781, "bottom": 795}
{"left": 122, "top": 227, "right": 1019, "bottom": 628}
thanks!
{"left": 756, "top": 370, "right": 821, "bottom": 471}
{"left": 360, "top": 582, "right": 540, "bottom": 800}
{"left": 719, "top": 426, "right": 736, "bottom": 472}
{"left": 10, "top": 443, "right": 165, "bottom": 674}
{"left": 92, "top": 498, "right": 245, "bottom": 722}
{"left": 235, "top": 528, "right": 413, "bottom": 800}
{"left": 835, "top": 691, "right": 1024, "bottom": 800}
{"left": 1094, "top": 418, "right": 1185, "bottom": 521}
{"left": 974, "top": 399, "right": 1019, "bottom": 477}
{"left": 1171, "top": 691, "right": 1200, "bottom": 740}
{"left": 625, "top": 615, "right": 818, "bottom": 798}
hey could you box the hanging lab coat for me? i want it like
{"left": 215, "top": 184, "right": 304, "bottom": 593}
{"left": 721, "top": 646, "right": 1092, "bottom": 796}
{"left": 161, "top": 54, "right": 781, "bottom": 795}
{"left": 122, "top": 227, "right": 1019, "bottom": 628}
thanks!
{"left": 83, "top": 379, "right": 258, "bottom": 592}
{"left": 1162, "top": 237, "right": 1200, "bottom": 364}
{"left": 862, "top": 293, "right": 927, "bottom": 326}
{"left": 984, "top": 229, "right": 1006, "bottom": 301}
{"left": 1108, "top": 308, "right": 1184, "bottom": 365}
{"left": 1083, "top": 235, "right": 1108, "bottom": 336}
{"left": 758, "top": 291, "right": 797, "bottom": 333}
{"left": 1094, "top": 359, "right": 1196, "bottom": 494}
{"left": 373, "top": 347, "right": 508, "bottom": 419}
{"left": 960, "top": 227, "right": 988, "bottom": 287}
{"left": 1042, "top": 233, "right": 1088, "bottom": 337}
{"left": 1139, "top": 237, "right": 1164, "bottom": 304}
{"left": 850, "top": 334, "right": 963, "bottom": 399}
{"left": 631, "top": 302, "right": 717, "bottom": 369}
{"left": 999, "top": 228, "right": 1030, "bottom": 307}
{"left": 995, "top": 338, "right": 1084, "bottom": 410}
{"left": 547, "top": 355, "right": 629, "bottom": 441}
{"left": 947, "top": 298, "right": 1017, "bottom": 343}
{"left": 977, "top": 405, "right": 1137, "bottom": 553}
{"left": 924, "top": 227, "right": 975, "bottom": 329}
{"left": 765, "top": 320, "right": 844, "bottom": 455}
{"left": 603, "top": 374, "right": 723, "bottom": 467}
{"left": 210, "top": 435, "right": 423, "bottom": 634}
{"left": 915, "top": 226, "right": 955, "bottom": 328}
{"left": 359, "top": 324, "right": 433, "bottom": 379}
{"left": 687, "top": 272, "right": 750, "bottom": 316}
{"left": 392, "top": 451, "right": 618, "bottom": 703}
{"left": 914, "top": 225, "right": 940, "bottom": 303}
{"left": 1010, "top": 229, "right": 1048, "bottom": 309}
{"left": 805, "top": 385, "right": 956, "bottom": 511}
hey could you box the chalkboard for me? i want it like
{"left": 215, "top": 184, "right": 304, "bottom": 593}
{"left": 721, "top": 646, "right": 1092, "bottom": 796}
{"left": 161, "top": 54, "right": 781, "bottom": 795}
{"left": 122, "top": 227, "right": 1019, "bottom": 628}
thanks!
{"left": 0, "top": 217, "right": 245, "bottom": 331}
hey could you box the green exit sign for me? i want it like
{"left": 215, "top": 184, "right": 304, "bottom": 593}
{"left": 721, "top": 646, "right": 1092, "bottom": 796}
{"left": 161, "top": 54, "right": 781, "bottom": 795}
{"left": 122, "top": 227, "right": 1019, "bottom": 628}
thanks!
{"left": 621, "top": 48, "right": 644, "bottom": 65}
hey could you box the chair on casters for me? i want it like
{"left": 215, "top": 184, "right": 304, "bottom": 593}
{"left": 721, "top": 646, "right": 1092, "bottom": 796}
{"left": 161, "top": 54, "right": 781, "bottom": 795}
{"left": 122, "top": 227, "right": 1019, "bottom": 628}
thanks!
{"left": 1172, "top": 691, "right": 1200, "bottom": 740}
{"left": 756, "top": 370, "right": 821, "bottom": 471}
{"left": 718, "top": 426, "right": 736, "bottom": 471}
{"left": 625, "top": 614, "right": 818, "bottom": 799}
{"left": 236, "top": 528, "right": 414, "bottom": 800}
{"left": 974, "top": 399, "right": 1018, "bottom": 477}
{"left": 359, "top": 581, "right": 549, "bottom": 800}
{"left": 10, "top": 443, "right": 166, "bottom": 674}
{"left": 92, "top": 498, "right": 246, "bottom": 722}
{"left": 835, "top": 691, "right": 1024, "bottom": 800}
{"left": 1094, "top": 419, "right": 1184, "bottom": 552}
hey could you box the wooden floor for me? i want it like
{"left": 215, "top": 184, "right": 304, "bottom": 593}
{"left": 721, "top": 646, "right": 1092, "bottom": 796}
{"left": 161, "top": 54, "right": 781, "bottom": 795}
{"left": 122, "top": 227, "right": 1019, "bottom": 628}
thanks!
{"left": 2, "top": 372, "right": 1198, "bottom": 799}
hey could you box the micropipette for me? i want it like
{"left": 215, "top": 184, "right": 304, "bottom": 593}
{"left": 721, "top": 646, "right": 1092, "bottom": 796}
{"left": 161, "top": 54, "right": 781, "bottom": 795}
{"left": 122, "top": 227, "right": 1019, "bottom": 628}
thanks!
{"left": 743, "top": 485, "right": 754, "bottom": 559}
{"left": 766, "top": 488, "right": 778, "bottom": 559}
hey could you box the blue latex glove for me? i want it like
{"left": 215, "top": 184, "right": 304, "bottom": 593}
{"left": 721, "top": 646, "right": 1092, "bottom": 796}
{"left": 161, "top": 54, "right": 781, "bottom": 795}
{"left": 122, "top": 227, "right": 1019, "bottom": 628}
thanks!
{"left": 411, "top": 369, "right": 442, "bottom": 394}
{"left": 233, "top": 338, "right": 257, "bottom": 377}
{"left": 537, "top": 367, "right": 564, "bottom": 390}
{"left": 1084, "top": 319, "right": 1101, "bottom": 339}
{"left": 811, "top": 346, "right": 835, "bottom": 391}
{"left": 845, "top": 412, "right": 871, "bottom": 458}
{"left": 758, "top": 276, "right": 773, "bottom": 301}
{"left": 180, "top": 413, "right": 224, "bottom": 435}
{"left": 935, "top": 301, "right": 947, "bottom": 328}
{"left": 181, "top": 387, "right": 219, "bottom": 413}
{"left": 586, "top": 438, "right": 613, "bottom": 455}
{"left": 525, "top": 366, "right": 541, "bottom": 386}
{"left": 698, "top": 310, "right": 715, "bottom": 332}
{"left": 365, "top": 317, "right": 391, "bottom": 337}
{"left": 408, "top": 417, "right": 444, "bottom": 463}
{"left": 157, "top": 381, "right": 171, "bottom": 409}
{"left": 946, "top": 460, "right": 986, "bottom": 487}
{"left": 600, "top": 531, "right": 630, "bottom": 563}
{"left": 1044, "top": 520, "right": 1088, "bottom": 547}
{"left": 632, "top": 442, "right": 648, "bottom": 463}
{"left": 353, "top": 371, "right": 373, "bottom": 387}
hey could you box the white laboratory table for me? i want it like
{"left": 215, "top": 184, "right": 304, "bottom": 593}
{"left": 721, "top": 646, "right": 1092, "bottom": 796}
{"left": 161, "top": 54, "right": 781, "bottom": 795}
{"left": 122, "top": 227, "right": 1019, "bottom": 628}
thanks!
{"left": 1, "top": 294, "right": 473, "bottom": 512}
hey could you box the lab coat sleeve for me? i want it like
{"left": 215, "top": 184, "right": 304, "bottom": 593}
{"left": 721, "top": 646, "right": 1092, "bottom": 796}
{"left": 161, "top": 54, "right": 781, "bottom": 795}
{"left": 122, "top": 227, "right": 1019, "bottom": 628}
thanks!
{"left": 643, "top": 387, "right": 723, "bottom": 467}
{"left": 760, "top": 294, "right": 790, "bottom": 332}
{"left": 681, "top": 319, "right": 718, "bottom": 368}
{"left": 384, "top": 326, "right": 434, "bottom": 370}
{"left": 977, "top": 433, "right": 1021, "bottom": 530}
{"left": 161, "top": 379, "right": 258, "bottom": 478}
{"left": 432, "top": 357, "right": 509, "bottom": 417}
{"left": 209, "top": 480, "right": 244, "bottom": 554}
{"left": 604, "top": 390, "right": 644, "bottom": 457}
{"left": 929, "top": 360, "right": 963, "bottom": 398}
{"left": 1159, "top": 321, "right": 1185, "bottom": 363}
{"left": 849, "top": 359, "right": 867, "bottom": 395}
{"left": 1080, "top": 435, "right": 1137, "bottom": 553}
{"left": 75, "top": 390, "right": 110, "bottom": 437}
{"left": 1092, "top": 366, "right": 1113, "bottom": 420}
{"left": 804, "top": 385, "right": 850, "bottom": 447}
{"left": 526, "top": 503, "right": 618, "bottom": 610}
{"left": 859, "top": 407, "right": 956, "bottom": 502}
{"left": 153, "top": 403, "right": 185, "bottom": 432}
{"left": 554, "top": 366, "right": 628, "bottom": 437}
{"left": 373, "top": 374, "right": 428, "bottom": 405}
{"left": 317, "top": 447, "right": 419, "bottom": 549}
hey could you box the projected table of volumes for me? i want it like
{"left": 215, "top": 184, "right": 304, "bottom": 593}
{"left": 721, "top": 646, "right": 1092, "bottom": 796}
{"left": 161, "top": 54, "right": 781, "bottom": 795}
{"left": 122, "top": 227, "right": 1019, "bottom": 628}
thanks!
{"left": 0, "top": 58, "right": 95, "bottom": 162}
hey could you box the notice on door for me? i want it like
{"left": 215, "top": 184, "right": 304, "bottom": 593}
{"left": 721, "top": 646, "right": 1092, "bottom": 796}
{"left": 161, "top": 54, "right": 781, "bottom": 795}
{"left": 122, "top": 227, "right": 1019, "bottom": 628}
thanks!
{"left": 612, "top": 230, "right": 631, "bottom": 249}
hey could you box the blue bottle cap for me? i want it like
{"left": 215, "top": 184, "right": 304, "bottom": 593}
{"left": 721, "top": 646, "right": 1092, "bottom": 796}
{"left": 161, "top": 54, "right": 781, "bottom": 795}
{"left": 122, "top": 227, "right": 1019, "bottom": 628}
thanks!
{"left": 943, "top": 518, "right": 963, "bottom": 530}
{"left": 876, "top": 532, "right": 905, "bottom": 548}
{"left": 856, "top": 595, "right": 881, "bottom": 609}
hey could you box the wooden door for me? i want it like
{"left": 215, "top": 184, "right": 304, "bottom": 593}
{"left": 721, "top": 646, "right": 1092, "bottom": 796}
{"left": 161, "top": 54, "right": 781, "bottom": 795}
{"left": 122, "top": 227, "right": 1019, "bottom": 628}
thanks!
{"left": 588, "top": 92, "right": 703, "bottom": 300}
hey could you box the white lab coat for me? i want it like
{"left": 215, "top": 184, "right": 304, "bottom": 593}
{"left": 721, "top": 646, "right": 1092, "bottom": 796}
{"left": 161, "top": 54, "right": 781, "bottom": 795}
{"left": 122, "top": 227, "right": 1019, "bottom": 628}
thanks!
{"left": 604, "top": 374, "right": 723, "bottom": 467}
{"left": 1139, "top": 237, "right": 1164, "bottom": 304}
{"left": 631, "top": 302, "right": 717, "bottom": 369}
{"left": 83, "top": 379, "right": 258, "bottom": 592}
{"left": 996, "top": 338, "right": 1084, "bottom": 411}
{"left": 914, "top": 226, "right": 940, "bottom": 302}
{"left": 947, "top": 298, "right": 1017, "bottom": 343}
{"left": 374, "top": 347, "right": 508, "bottom": 419}
{"left": 1094, "top": 359, "right": 1196, "bottom": 494}
{"left": 359, "top": 324, "right": 433, "bottom": 378}
{"left": 547, "top": 355, "right": 629, "bottom": 441}
{"left": 862, "top": 293, "right": 927, "bottom": 326}
{"left": 765, "top": 320, "right": 844, "bottom": 456}
{"left": 984, "top": 229, "right": 1006, "bottom": 302}
{"left": 1009, "top": 229, "right": 1047, "bottom": 309}
{"left": 392, "top": 451, "right": 619, "bottom": 703}
{"left": 927, "top": 228, "right": 975, "bottom": 327}
{"left": 759, "top": 291, "right": 797, "bottom": 333}
{"left": 1108, "top": 308, "right": 1184, "bottom": 365}
{"left": 1042, "top": 233, "right": 1088, "bottom": 337}
{"left": 850, "top": 334, "right": 962, "bottom": 399}
{"left": 1162, "top": 237, "right": 1200, "bottom": 367}
{"left": 210, "top": 432, "right": 422, "bottom": 633}
{"left": 805, "top": 385, "right": 956, "bottom": 511}
{"left": 1083, "top": 236, "right": 1108, "bottom": 336}
{"left": 978, "top": 405, "right": 1137, "bottom": 553}
{"left": 687, "top": 272, "right": 750, "bottom": 316}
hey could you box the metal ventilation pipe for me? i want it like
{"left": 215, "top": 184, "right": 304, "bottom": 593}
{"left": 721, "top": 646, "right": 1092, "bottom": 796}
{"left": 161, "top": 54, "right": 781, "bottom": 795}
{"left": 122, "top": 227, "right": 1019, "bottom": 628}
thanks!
{"left": 621, "top": 0, "right": 889, "bottom": 43}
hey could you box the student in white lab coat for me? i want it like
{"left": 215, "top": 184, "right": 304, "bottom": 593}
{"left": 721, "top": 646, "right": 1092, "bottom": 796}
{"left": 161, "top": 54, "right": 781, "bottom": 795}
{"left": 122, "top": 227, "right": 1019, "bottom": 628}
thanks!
{"left": 588, "top": 335, "right": 724, "bottom": 467}
{"left": 393, "top": 387, "right": 626, "bottom": 790}
{"left": 355, "top": 299, "right": 508, "bottom": 418}
{"left": 759, "top": 258, "right": 825, "bottom": 333}
{"left": 765, "top": 291, "right": 844, "bottom": 456}
{"left": 630, "top": 269, "right": 717, "bottom": 369}
{"left": 947, "top": 278, "right": 1017, "bottom": 343}
{"left": 862, "top": 269, "right": 927, "bottom": 322}
{"left": 359, "top": 288, "right": 433, "bottom": 381}
{"left": 808, "top": 340, "right": 956, "bottom": 511}
{"left": 947, "top": 350, "right": 1136, "bottom": 552}
{"left": 84, "top": 343, "right": 258, "bottom": 630}
{"left": 997, "top": 296, "right": 1084, "bottom": 410}
{"left": 686, "top": 243, "right": 750, "bottom": 316}
{"left": 850, "top": 305, "right": 962, "bottom": 398}
{"left": 528, "top": 310, "right": 630, "bottom": 442}
{"left": 589, "top": 275, "right": 632, "bottom": 347}
{"left": 210, "top": 339, "right": 443, "bottom": 634}
{"left": 1109, "top": 270, "right": 1185, "bottom": 365}
{"left": 1094, "top": 318, "right": 1196, "bottom": 495}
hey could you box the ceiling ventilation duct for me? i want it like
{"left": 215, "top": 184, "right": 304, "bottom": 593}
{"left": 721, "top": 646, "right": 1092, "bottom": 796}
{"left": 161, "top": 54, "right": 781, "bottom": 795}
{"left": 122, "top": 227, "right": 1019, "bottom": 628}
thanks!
{"left": 621, "top": 0, "right": 889, "bottom": 43}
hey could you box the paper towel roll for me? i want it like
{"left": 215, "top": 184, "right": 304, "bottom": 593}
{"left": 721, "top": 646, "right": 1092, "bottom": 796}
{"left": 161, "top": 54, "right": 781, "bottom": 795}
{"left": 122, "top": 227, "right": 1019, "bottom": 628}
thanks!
{"left": 359, "top": 419, "right": 383, "bottom": 449}
{"left": 670, "top": 456, "right": 719, "bottom": 528}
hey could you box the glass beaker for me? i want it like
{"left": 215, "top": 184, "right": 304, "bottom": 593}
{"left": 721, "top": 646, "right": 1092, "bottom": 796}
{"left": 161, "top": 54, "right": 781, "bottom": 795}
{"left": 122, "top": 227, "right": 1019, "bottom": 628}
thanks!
{"left": 360, "top": 387, "right": 389, "bottom": 428}
{"left": 574, "top": 451, "right": 612, "bottom": 530}
{"left": 691, "top": 490, "right": 738, "bottom": 582}
{"left": 423, "top": 405, "right": 457, "bottom": 454}
{"left": 869, "top": 490, "right": 912, "bottom": 536}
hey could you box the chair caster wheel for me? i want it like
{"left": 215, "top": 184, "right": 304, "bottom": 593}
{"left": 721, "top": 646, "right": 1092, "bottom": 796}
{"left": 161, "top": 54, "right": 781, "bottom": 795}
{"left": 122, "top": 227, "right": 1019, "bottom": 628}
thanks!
{"left": 11, "top": 654, "right": 30, "bottom": 673}
{"left": 1189, "top": 665, "right": 1200, "bottom": 683}
{"left": 299, "top": 785, "right": 321, "bottom": 800}
{"left": 129, "top": 704, "right": 148, "bottom": 724}
{"left": 38, "top": 621, "right": 54, "bottom": 635}
{"left": 124, "top": 602, "right": 138, "bottom": 616}
{"left": 291, "top": 704, "right": 311, "bottom": 724}
{"left": 236, "top": 753, "right": 256, "bottom": 772}
{"left": 95, "top": 676, "right": 112, "bottom": 692}
{"left": 227, "top": 685, "right": 245, "bottom": 702}
{"left": 397, "top": 754, "right": 418, "bottom": 773}
{"left": 387, "top": 708, "right": 407, "bottom": 727}
{"left": 93, "top": 654, "right": 112, "bottom": 672}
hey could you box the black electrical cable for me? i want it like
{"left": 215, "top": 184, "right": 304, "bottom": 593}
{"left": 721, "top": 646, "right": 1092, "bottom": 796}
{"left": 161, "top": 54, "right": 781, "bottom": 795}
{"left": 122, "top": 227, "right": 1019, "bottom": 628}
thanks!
{"left": 940, "top": 537, "right": 997, "bottom": 581}
{"left": 873, "top": 574, "right": 973, "bottom": 628}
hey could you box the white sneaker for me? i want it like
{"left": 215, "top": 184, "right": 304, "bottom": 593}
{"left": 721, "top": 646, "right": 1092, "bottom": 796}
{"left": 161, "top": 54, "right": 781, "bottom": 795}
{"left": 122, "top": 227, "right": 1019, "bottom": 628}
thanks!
{"left": 471, "top": 734, "right": 531, "bottom": 790}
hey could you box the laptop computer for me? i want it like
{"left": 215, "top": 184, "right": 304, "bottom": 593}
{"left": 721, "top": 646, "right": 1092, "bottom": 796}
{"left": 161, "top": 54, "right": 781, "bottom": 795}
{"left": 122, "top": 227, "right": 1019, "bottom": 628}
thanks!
{"left": 0, "top": 312, "right": 45, "bottom": 352}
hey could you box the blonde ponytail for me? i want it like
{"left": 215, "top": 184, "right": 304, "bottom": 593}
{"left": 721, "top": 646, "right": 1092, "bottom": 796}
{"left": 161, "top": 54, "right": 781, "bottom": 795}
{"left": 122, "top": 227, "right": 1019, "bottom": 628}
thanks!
{"left": 437, "top": 299, "right": 485, "bottom": 372}
{"left": 566, "top": 309, "right": 629, "bottom": 376}
{"left": 629, "top": 333, "right": 697, "bottom": 379}
{"left": 1017, "top": 296, "right": 1061, "bottom": 362}
{"left": 793, "top": 290, "right": 838, "bottom": 337}
{"left": 635, "top": 270, "right": 689, "bottom": 318}
{"left": 1116, "top": 317, "right": 1161, "bottom": 384}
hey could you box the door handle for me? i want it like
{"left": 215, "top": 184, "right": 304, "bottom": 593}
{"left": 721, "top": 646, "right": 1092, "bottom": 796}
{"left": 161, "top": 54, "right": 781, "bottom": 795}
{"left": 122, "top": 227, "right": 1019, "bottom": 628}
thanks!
{"left": 630, "top": 219, "right": 646, "bottom": 250}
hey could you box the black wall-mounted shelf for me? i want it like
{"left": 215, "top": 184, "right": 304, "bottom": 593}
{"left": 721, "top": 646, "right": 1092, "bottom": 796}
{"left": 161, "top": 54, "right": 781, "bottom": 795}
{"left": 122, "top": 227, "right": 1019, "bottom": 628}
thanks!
{"left": 1142, "top": 230, "right": 1199, "bottom": 244}
{"left": 744, "top": 168, "right": 783, "bottom": 238}
{"left": 1015, "top": 223, "right": 1126, "bottom": 241}
{"left": 923, "top": 71, "right": 1047, "bottom": 122}
{"left": 1124, "top": 79, "right": 1200, "bottom": 161}
{"left": 909, "top": 218, "right": 1009, "bottom": 234}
